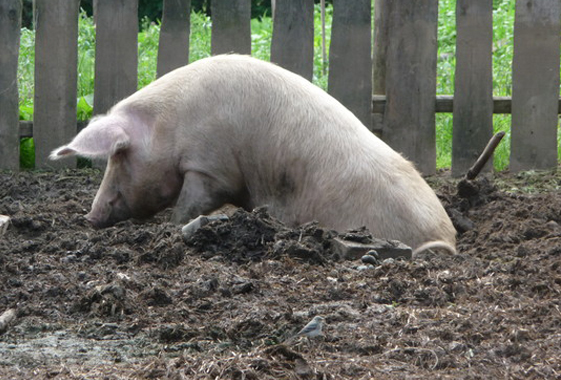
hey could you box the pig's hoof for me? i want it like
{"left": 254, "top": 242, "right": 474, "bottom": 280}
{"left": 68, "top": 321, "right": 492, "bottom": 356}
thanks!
{"left": 181, "top": 214, "right": 229, "bottom": 241}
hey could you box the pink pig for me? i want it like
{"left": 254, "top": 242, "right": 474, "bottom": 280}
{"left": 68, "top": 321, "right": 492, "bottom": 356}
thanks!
{"left": 51, "top": 55, "right": 456, "bottom": 253}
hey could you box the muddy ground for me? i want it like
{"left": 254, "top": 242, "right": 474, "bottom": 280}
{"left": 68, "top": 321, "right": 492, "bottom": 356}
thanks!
{"left": 1, "top": 168, "right": 560, "bottom": 379}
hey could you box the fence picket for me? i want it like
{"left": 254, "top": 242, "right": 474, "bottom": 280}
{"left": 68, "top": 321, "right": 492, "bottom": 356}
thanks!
{"left": 328, "top": 0, "right": 372, "bottom": 129}
{"left": 93, "top": 0, "right": 138, "bottom": 116}
{"left": 157, "top": 0, "right": 191, "bottom": 78}
{"left": 33, "top": 0, "right": 80, "bottom": 169}
{"left": 383, "top": 0, "right": 439, "bottom": 175}
{"left": 270, "top": 0, "right": 314, "bottom": 81}
{"left": 510, "top": 0, "right": 561, "bottom": 172}
{"left": 0, "top": 0, "right": 21, "bottom": 170}
{"left": 372, "top": 0, "right": 391, "bottom": 135}
{"left": 211, "top": 0, "right": 251, "bottom": 55}
{"left": 373, "top": 0, "right": 389, "bottom": 98}
{"left": 451, "top": 0, "right": 494, "bottom": 177}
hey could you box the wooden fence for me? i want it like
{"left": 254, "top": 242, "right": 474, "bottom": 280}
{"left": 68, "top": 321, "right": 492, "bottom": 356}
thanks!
{"left": 0, "top": 0, "right": 560, "bottom": 176}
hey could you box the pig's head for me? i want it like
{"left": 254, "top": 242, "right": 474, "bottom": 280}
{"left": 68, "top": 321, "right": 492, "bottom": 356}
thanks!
{"left": 50, "top": 112, "right": 181, "bottom": 228}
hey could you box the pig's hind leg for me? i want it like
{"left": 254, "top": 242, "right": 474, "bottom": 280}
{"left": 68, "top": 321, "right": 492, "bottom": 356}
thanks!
{"left": 171, "top": 170, "right": 234, "bottom": 224}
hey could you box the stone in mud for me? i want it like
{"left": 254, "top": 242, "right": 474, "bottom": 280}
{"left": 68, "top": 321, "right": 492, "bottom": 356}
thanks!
{"left": 0, "top": 215, "right": 10, "bottom": 236}
{"left": 332, "top": 237, "right": 412, "bottom": 261}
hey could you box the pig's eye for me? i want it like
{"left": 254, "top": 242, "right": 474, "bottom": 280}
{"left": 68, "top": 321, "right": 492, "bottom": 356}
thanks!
{"left": 108, "top": 192, "right": 123, "bottom": 207}
{"left": 112, "top": 150, "right": 127, "bottom": 162}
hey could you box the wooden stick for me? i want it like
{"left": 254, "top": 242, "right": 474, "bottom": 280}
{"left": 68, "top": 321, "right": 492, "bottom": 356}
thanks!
{"left": 0, "top": 308, "right": 16, "bottom": 334}
{"left": 466, "top": 131, "right": 506, "bottom": 180}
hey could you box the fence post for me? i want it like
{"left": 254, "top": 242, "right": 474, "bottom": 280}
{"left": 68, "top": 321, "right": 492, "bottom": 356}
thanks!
{"left": 510, "top": 0, "right": 561, "bottom": 172}
{"left": 211, "top": 0, "right": 251, "bottom": 55}
{"left": 34, "top": 0, "right": 80, "bottom": 169}
{"left": 383, "top": 0, "right": 439, "bottom": 175}
{"left": 0, "top": 0, "right": 22, "bottom": 171}
{"left": 451, "top": 0, "right": 493, "bottom": 177}
{"left": 328, "top": 0, "right": 372, "bottom": 129}
{"left": 157, "top": 0, "right": 191, "bottom": 78}
{"left": 270, "top": 0, "right": 314, "bottom": 81}
{"left": 94, "top": 0, "right": 138, "bottom": 116}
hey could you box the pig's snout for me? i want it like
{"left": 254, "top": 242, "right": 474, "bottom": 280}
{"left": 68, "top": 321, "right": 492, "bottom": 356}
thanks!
{"left": 85, "top": 211, "right": 115, "bottom": 229}
{"left": 85, "top": 212, "right": 103, "bottom": 228}
{"left": 85, "top": 195, "right": 132, "bottom": 228}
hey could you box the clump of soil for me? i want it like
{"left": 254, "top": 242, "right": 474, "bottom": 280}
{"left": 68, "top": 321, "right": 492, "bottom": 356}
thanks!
{"left": 184, "top": 207, "right": 336, "bottom": 264}
{"left": 1, "top": 169, "right": 561, "bottom": 379}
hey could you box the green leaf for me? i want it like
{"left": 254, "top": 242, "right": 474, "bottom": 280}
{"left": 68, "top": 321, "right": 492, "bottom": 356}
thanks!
{"left": 20, "top": 137, "right": 35, "bottom": 169}
{"left": 77, "top": 95, "right": 93, "bottom": 120}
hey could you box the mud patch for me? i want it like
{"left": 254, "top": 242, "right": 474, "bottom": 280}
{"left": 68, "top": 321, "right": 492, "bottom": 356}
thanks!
{"left": 1, "top": 169, "right": 561, "bottom": 379}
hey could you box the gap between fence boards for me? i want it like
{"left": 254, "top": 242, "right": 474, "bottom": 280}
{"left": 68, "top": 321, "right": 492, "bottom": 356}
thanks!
{"left": 16, "top": 96, "right": 561, "bottom": 138}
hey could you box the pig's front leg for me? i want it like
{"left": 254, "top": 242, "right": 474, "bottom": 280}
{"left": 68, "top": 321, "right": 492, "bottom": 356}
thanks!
{"left": 171, "top": 170, "right": 231, "bottom": 224}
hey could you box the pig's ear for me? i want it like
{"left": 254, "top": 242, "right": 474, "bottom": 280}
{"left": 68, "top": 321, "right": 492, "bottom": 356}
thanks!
{"left": 50, "top": 117, "right": 131, "bottom": 160}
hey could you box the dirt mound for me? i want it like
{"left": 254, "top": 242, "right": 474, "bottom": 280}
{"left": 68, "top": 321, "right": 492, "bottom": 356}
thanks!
{"left": 1, "top": 169, "right": 561, "bottom": 379}
{"left": 184, "top": 207, "right": 338, "bottom": 265}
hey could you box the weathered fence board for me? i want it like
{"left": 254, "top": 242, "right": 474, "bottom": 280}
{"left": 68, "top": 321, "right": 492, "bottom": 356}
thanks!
{"left": 94, "top": 0, "right": 138, "bottom": 116}
{"left": 372, "top": 0, "right": 391, "bottom": 134}
{"left": 383, "top": 0, "right": 439, "bottom": 175}
{"left": 270, "top": 0, "right": 314, "bottom": 81}
{"left": 157, "top": 0, "right": 191, "bottom": 78}
{"left": 373, "top": 0, "right": 389, "bottom": 97}
{"left": 451, "top": 0, "right": 493, "bottom": 177}
{"left": 510, "top": 0, "right": 561, "bottom": 172}
{"left": 33, "top": 0, "right": 80, "bottom": 169}
{"left": 328, "top": 0, "right": 372, "bottom": 129}
{"left": 0, "top": 0, "right": 21, "bottom": 170}
{"left": 211, "top": 0, "right": 251, "bottom": 55}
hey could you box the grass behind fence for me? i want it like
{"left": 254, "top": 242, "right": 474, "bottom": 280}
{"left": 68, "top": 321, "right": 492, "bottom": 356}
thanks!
{"left": 17, "top": 1, "right": 540, "bottom": 172}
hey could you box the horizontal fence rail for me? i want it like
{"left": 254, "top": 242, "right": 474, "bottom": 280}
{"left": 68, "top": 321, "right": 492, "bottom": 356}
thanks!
{"left": 17, "top": 95, "right": 561, "bottom": 138}
{"left": 1, "top": 0, "right": 561, "bottom": 176}
{"left": 373, "top": 96, "right": 561, "bottom": 115}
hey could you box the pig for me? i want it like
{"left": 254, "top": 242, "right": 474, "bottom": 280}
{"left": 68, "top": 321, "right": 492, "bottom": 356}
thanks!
{"left": 50, "top": 54, "right": 456, "bottom": 254}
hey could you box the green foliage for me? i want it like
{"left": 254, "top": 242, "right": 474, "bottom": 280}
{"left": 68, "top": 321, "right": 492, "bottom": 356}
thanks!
{"left": 251, "top": 16, "right": 272, "bottom": 61}
{"left": 17, "top": 1, "right": 522, "bottom": 171}
{"left": 138, "top": 17, "right": 160, "bottom": 87}
{"left": 312, "top": 3, "right": 332, "bottom": 89}
{"left": 76, "top": 11, "right": 96, "bottom": 100}
{"left": 77, "top": 95, "right": 93, "bottom": 121}
{"left": 18, "top": 27, "right": 34, "bottom": 120}
{"left": 20, "top": 138, "right": 34, "bottom": 169}
{"left": 189, "top": 11, "right": 212, "bottom": 62}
